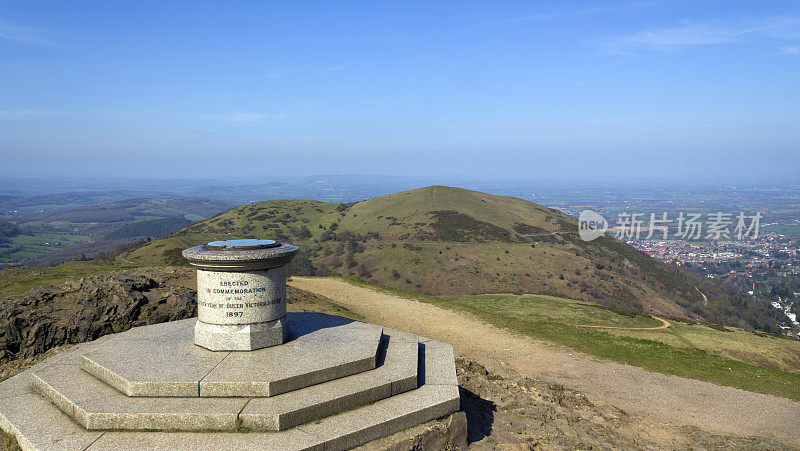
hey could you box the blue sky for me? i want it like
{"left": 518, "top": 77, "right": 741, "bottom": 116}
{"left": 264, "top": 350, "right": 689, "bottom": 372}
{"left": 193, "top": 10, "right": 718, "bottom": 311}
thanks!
{"left": 1, "top": 1, "right": 799, "bottom": 181}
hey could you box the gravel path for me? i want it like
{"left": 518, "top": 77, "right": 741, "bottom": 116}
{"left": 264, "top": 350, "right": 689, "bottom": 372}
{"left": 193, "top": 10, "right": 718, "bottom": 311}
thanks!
{"left": 290, "top": 277, "right": 800, "bottom": 447}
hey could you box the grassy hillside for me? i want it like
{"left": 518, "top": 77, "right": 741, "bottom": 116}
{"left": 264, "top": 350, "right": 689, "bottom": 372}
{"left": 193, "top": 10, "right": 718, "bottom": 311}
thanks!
{"left": 122, "top": 186, "right": 781, "bottom": 331}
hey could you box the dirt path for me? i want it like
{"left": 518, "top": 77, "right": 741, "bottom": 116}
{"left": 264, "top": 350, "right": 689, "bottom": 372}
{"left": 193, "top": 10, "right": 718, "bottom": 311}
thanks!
{"left": 697, "top": 286, "right": 708, "bottom": 306}
{"left": 573, "top": 316, "right": 671, "bottom": 330}
{"left": 290, "top": 277, "right": 800, "bottom": 447}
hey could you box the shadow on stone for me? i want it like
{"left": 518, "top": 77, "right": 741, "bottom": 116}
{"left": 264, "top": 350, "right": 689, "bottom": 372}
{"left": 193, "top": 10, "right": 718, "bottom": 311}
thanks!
{"left": 375, "top": 335, "right": 389, "bottom": 367}
{"left": 459, "top": 386, "right": 495, "bottom": 443}
{"left": 416, "top": 342, "right": 427, "bottom": 387}
{"left": 285, "top": 312, "right": 355, "bottom": 340}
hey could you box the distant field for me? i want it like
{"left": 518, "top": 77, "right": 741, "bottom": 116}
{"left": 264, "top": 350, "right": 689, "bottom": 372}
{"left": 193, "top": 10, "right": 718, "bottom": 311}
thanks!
{"left": 1, "top": 196, "right": 228, "bottom": 267}
{"left": 765, "top": 224, "right": 800, "bottom": 238}
{"left": 345, "top": 278, "right": 800, "bottom": 400}
{"left": 0, "top": 232, "right": 91, "bottom": 265}
{"left": 131, "top": 215, "right": 165, "bottom": 221}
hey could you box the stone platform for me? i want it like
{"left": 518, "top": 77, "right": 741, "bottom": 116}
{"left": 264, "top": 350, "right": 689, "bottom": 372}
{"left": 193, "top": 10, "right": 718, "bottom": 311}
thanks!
{"left": 0, "top": 312, "right": 461, "bottom": 450}
{"left": 80, "top": 314, "right": 382, "bottom": 398}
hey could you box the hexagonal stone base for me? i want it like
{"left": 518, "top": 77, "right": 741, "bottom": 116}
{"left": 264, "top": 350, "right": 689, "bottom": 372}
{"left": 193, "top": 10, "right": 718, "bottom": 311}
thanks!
{"left": 0, "top": 313, "right": 462, "bottom": 449}
{"left": 30, "top": 331, "right": 423, "bottom": 432}
{"left": 81, "top": 313, "right": 382, "bottom": 397}
{"left": 195, "top": 317, "right": 288, "bottom": 351}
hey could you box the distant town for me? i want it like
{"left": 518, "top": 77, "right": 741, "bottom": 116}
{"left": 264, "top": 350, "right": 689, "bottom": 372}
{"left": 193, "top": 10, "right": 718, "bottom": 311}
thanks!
{"left": 627, "top": 231, "right": 800, "bottom": 336}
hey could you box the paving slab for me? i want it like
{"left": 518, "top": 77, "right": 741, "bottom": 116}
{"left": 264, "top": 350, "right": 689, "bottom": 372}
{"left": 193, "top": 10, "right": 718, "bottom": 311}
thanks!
{"left": 87, "top": 385, "right": 459, "bottom": 451}
{"left": 296, "top": 384, "right": 461, "bottom": 451}
{"left": 0, "top": 392, "right": 103, "bottom": 451}
{"left": 108, "top": 318, "right": 195, "bottom": 341}
{"left": 240, "top": 333, "right": 418, "bottom": 430}
{"left": 85, "top": 385, "right": 459, "bottom": 451}
{"left": 32, "top": 364, "right": 248, "bottom": 431}
{"left": 86, "top": 428, "right": 324, "bottom": 451}
{"left": 201, "top": 332, "right": 379, "bottom": 397}
{"left": 379, "top": 327, "right": 422, "bottom": 343}
{"left": 82, "top": 327, "right": 229, "bottom": 397}
{"left": 0, "top": 336, "right": 113, "bottom": 449}
{"left": 80, "top": 313, "right": 383, "bottom": 398}
{"left": 200, "top": 314, "right": 382, "bottom": 397}
{"left": 419, "top": 339, "right": 459, "bottom": 386}
{"left": 287, "top": 313, "right": 383, "bottom": 343}
{"left": 0, "top": 334, "right": 119, "bottom": 402}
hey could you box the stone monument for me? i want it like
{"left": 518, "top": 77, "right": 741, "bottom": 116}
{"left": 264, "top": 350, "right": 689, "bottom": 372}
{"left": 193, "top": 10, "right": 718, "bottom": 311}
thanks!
{"left": 0, "top": 237, "right": 464, "bottom": 450}
{"left": 182, "top": 239, "right": 298, "bottom": 351}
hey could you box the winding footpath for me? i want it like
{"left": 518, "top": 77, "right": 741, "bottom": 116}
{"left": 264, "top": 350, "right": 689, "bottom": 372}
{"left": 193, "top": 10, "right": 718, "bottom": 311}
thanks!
{"left": 290, "top": 277, "right": 800, "bottom": 447}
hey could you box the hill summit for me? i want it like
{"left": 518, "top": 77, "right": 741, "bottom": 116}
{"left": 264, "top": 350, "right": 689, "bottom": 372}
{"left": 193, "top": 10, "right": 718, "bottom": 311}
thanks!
{"left": 123, "top": 186, "right": 777, "bottom": 329}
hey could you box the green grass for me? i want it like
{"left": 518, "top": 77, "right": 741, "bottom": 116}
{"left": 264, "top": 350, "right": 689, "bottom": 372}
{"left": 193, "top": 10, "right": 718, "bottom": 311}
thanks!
{"left": 342, "top": 277, "right": 800, "bottom": 401}
{"left": 0, "top": 232, "right": 91, "bottom": 264}
{"left": 131, "top": 215, "right": 165, "bottom": 221}
{"left": 442, "top": 293, "right": 663, "bottom": 328}
{"left": 764, "top": 224, "right": 800, "bottom": 238}
{"left": 0, "top": 260, "right": 136, "bottom": 299}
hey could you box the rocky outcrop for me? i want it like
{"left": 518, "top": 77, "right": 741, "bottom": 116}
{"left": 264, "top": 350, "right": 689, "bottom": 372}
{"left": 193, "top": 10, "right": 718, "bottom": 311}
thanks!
{"left": 0, "top": 270, "right": 196, "bottom": 361}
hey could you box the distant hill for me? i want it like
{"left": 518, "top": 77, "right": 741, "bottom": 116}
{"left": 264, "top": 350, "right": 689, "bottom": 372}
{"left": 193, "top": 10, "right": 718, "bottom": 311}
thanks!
{"left": 0, "top": 197, "right": 232, "bottom": 268}
{"left": 103, "top": 217, "right": 193, "bottom": 240}
{"left": 123, "top": 186, "right": 781, "bottom": 331}
{"left": 27, "top": 197, "right": 231, "bottom": 223}
{"left": 0, "top": 190, "right": 165, "bottom": 212}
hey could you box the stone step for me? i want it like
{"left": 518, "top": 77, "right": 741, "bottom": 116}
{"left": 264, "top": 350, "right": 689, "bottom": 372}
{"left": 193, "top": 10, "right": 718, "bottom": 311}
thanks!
{"left": 31, "top": 331, "right": 419, "bottom": 432}
{"left": 1, "top": 314, "right": 461, "bottom": 450}
{"left": 85, "top": 339, "right": 460, "bottom": 450}
{"left": 87, "top": 385, "right": 460, "bottom": 451}
{"left": 81, "top": 313, "right": 382, "bottom": 398}
{"left": 31, "top": 365, "right": 248, "bottom": 431}
{"left": 239, "top": 332, "right": 419, "bottom": 430}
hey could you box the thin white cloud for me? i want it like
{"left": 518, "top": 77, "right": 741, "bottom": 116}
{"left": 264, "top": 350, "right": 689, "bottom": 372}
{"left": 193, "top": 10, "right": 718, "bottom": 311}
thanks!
{"left": 778, "top": 45, "right": 800, "bottom": 55}
{"left": 0, "top": 19, "right": 51, "bottom": 45}
{"left": 602, "top": 15, "right": 800, "bottom": 54}
{"left": 0, "top": 110, "right": 49, "bottom": 121}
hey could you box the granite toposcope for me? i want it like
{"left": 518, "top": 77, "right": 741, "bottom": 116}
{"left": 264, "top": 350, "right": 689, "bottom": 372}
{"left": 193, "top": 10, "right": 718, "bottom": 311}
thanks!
{"left": 182, "top": 239, "right": 299, "bottom": 351}
{"left": 1, "top": 242, "right": 464, "bottom": 448}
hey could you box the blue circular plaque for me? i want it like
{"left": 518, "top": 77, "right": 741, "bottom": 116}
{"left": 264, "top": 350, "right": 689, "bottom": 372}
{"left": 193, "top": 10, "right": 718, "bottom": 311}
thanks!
{"left": 204, "top": 239, "right": 280, "bottom": 250}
